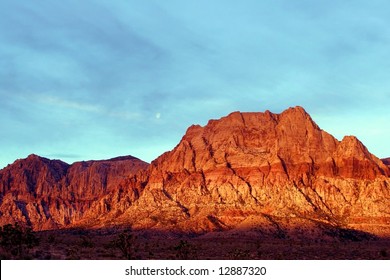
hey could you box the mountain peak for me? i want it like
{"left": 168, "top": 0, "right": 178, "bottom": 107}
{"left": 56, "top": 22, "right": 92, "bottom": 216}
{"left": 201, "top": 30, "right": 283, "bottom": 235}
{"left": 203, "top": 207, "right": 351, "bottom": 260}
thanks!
{"left": 283, "top": 105, "right": 308, "bottom": 115}
{"left": 153, "top": 106, "right": 388, "bottom": 179}
{"left": 26, "top": 153, "right": 45, "bottom": 161}
{"left": 339, "top": 136, "right": 370, "bottom": 157}
{"left": 27, "top": 153, "right": 40, "bottom": 159}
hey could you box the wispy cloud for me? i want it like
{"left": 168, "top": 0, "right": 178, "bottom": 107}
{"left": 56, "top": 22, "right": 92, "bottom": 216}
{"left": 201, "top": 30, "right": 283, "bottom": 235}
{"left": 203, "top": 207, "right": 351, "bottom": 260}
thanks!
{"left": 37, "top": 95, "right": 101, "bottom": 113}
{"left": 107, "top": 111, "right": 142, "bottom": 121}
{"left": 34, "top": 94, "right": 142, "bottom": 121}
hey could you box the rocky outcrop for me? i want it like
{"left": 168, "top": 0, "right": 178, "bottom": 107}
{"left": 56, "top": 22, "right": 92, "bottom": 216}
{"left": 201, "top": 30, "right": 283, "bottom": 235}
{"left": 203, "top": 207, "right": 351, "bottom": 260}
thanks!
{"left": 0, "top": 155, "right": 148, "bottom": 230}
{"left": 115, "top": 107, "right": 390, "bottom": 235}
{"left": 1, "top": 106, "right": 390, "bottom": 237}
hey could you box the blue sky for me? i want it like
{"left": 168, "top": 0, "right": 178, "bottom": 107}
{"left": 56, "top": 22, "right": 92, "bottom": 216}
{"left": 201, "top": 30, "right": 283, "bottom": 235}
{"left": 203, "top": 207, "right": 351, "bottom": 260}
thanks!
{"left": 1, "top": 0, "right": 389, "bottom": 168}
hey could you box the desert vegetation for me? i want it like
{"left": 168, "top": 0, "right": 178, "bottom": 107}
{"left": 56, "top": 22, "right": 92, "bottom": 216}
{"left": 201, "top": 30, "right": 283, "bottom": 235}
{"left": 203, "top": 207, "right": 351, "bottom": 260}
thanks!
{"left": 0, "top": 223, "right": 39, "bottom": 259}
{"left": 1, "top": 227, "right": 389, "bottom": 260}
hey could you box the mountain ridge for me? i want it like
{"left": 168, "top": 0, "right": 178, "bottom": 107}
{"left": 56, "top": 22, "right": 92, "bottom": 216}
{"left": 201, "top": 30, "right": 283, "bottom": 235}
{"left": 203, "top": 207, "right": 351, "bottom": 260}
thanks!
{"left": 1, "top": 106, "right": 390, "bottom": 238}
{"left": 0, "top": 154, "right": 148, "bottom": 230}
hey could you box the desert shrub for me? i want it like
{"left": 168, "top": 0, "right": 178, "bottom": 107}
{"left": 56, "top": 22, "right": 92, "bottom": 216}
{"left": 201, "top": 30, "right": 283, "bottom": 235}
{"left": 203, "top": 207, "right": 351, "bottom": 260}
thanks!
{"left": 33, "top": 250, "right": 52, "bottom": 260}
{"left": 379, "top": 249, "right": 388, "bottom": 258}
{"left": 112, "top": 231, "right": 137, "bottom": 259}
{"left": 80, "top": 235, "right": 94, "bottom": 248}
{"left": 66, "top": 248, "right": 80, "bottom": 259}
{"left": 173, "top": 240, "right": 196, "bottom": 259}
{"left": 0, "top": 223, "right": 39, "bottom": 259}
{"left": 227, "top": 248, "right": 250, "bottom": 259}
{"left": 47, "top": 234, "right": 56, "bottom": 244}
{"left": 256, "top": 241, "right": 263, "bottom": 258}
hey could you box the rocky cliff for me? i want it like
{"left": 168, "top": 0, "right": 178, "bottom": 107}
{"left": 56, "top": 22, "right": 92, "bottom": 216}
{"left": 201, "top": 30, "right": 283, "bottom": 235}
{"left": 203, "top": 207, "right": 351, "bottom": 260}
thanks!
{"left": 1, "top": 106, "right": 390, "bottom": 236}
{"left": 0, "top": 155, "right": 148, "bottom": 230}
{"left": 115, "top": 106, "right": 390, "bottom": 235}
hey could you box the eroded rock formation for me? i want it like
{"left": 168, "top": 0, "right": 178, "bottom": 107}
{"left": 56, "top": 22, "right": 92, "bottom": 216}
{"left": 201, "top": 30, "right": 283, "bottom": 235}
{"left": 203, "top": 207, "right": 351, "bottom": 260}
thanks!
{"left": 0, "top": 155, "right": 148, "bottom": 230}
{"left": 1, "top": 106, "right": 389, "bottom": 237}
{"left": 116, "top": 106, "right": 390, "bottom": 235}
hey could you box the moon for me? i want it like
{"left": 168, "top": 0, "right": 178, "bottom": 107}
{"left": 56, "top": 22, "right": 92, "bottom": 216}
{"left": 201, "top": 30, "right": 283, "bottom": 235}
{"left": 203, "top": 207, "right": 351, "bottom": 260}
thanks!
{"left": 155, "top": 112, "right": 161, "bottom": 119}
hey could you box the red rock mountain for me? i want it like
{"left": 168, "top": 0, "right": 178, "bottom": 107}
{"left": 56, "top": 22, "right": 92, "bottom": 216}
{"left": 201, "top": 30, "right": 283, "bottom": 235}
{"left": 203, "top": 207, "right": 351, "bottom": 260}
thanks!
{"left": 0, "top": 155, "right": 148, "bottom": 230}
{"left": 115, "top": 106, "right": 390, "bottom": 236}
{"left": 1, "top": 106, "right": 390, "bottom": 236}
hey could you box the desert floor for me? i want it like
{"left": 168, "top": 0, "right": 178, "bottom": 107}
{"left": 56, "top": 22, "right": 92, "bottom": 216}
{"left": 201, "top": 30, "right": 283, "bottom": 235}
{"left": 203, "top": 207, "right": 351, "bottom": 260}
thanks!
{"left": 1, "top": 228, "right": 389, "bottom": 260}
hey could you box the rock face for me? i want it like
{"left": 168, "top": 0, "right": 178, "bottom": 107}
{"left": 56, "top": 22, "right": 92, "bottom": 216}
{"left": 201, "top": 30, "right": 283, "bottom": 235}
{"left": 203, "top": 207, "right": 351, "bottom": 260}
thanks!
{"left": 383, "top": 158, "right": 390, "bottom": 167}
{"left": 0, "top": 155, "right": 148, "bottom": 230}
{"left": 116, "top": 106, "right": 390, "bottom": 235}
{"left": 1, "top": 106, "right": 390, "bottom": 236}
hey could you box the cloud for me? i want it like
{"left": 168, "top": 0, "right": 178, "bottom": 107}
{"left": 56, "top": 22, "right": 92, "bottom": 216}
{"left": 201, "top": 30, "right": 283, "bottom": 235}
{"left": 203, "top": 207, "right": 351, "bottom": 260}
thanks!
{"left": 37, "top": 95, "right": 101, "bottom": 113}
{"left": 0, "top": 1, "right": 169, "bottom": 106}
{"left": 31, "top": 94, "right": 143, "bottom": 122}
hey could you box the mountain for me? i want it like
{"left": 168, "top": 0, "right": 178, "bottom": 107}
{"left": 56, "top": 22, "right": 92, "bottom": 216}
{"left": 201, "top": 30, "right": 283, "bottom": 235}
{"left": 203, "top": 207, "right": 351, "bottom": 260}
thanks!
{"left": 0, "top": 155, "right": 148, "bottom": 230}
{"left": 382, "top": 158, "right": 390, "bottom": 166}
{"left": 1, "top": 106, "right": 389, "bottom": 237}
{"left": 113, "top": 106, "right": 390, "bottom": 236}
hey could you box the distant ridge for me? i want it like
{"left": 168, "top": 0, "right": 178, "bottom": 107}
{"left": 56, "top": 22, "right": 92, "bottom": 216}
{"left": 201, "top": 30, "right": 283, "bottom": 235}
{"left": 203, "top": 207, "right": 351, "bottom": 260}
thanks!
{"left": 0, "top": 154, "right": 148, "bottom": 230}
